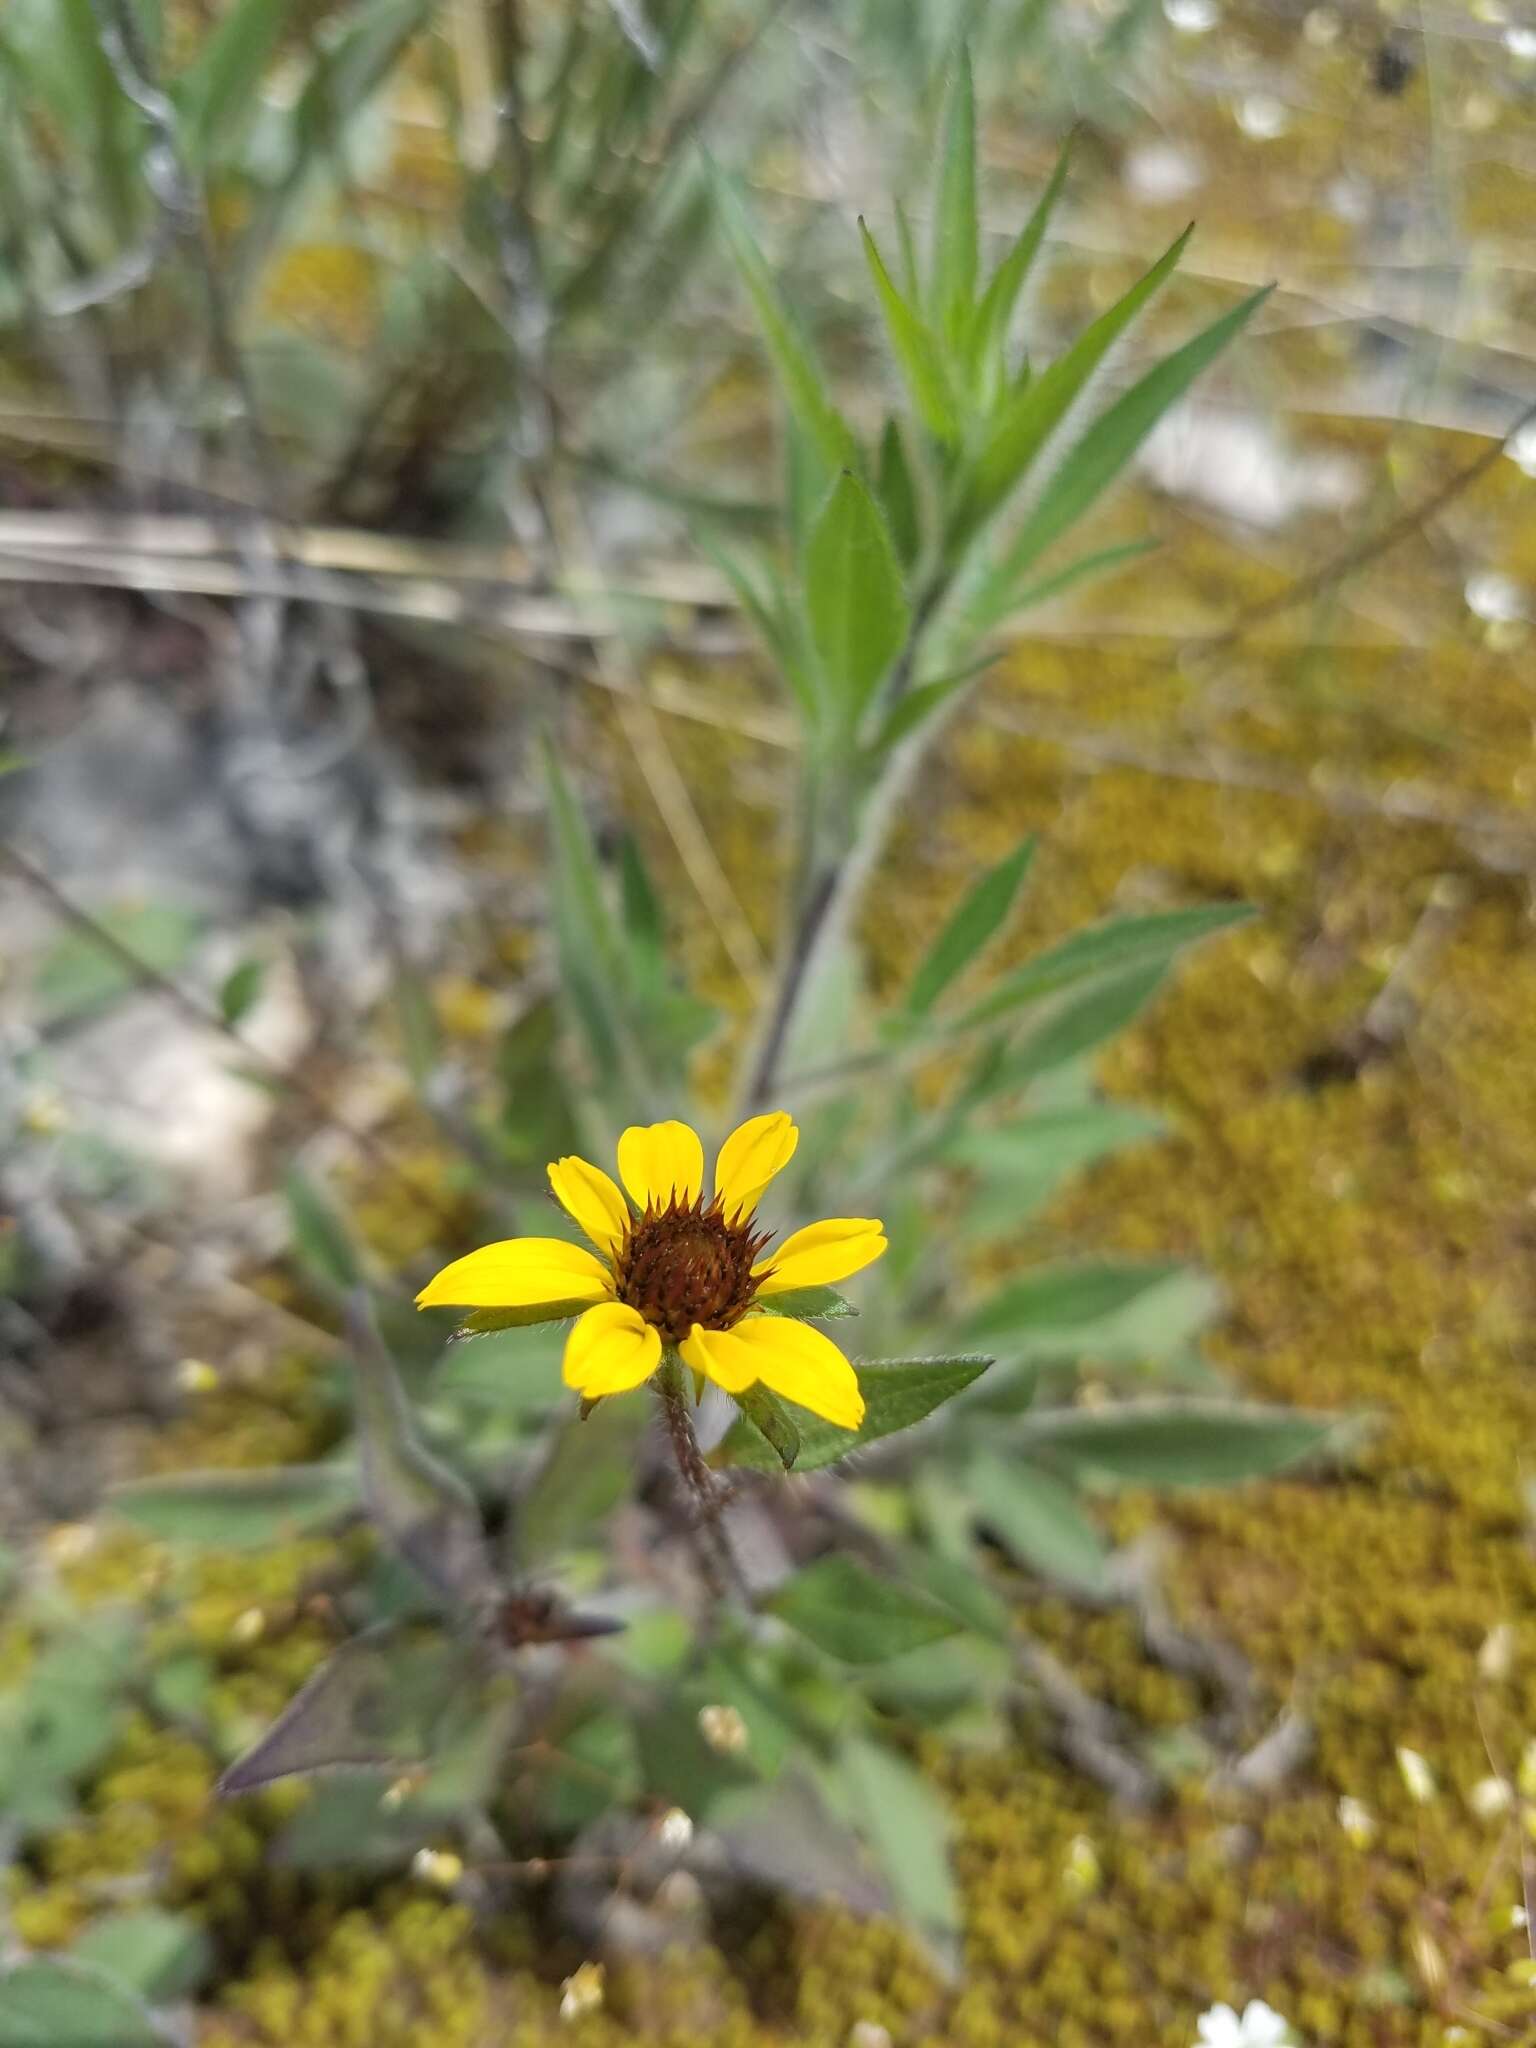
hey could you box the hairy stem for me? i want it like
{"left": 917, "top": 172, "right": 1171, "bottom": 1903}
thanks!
{"left": 656, "top": 1358, "right": 739, "bottom": 1603}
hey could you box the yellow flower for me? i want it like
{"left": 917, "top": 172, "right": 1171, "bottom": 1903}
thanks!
{"left": 416, "top": 1113, "right": 884, "bottom": 1429}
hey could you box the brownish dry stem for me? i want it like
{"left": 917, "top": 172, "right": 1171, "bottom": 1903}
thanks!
{"left": 656, "top": 1361, "right": 742, "bottom": 1606}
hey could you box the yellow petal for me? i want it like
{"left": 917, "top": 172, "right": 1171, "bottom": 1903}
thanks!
{"left": 752, "top": 1216, "right": 887, "bottom": 1295}
{"left": 563, "top": 1301, "right": 661, "bottom": 1397}
{"left": 713, "top": 1110, "right": 799, "bottom": 1221}
{"left": 678, "top": 1321, "right": 758, "bottom": 1394}
{"left": 683, "top": 1316, "right": 864, "bottom": 1429}
{"left": 616, "top": 1120, "right": 704, "bottom": 1212}
{"left": 415, "top": 1237, "right": 612, "bottom": 1310}
{"left": 548, "top": 1155, "right": 630, "bottom": 1257}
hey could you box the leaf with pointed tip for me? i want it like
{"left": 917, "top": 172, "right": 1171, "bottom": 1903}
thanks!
{"left": 750, "top": 1285, "right": 856, "bottom": 1320}
{"left": 347, "top": 1294, "right": 495, "bottom": 1613}
{"left": 871, "top": 653, "right": 1002, "bottom": 755}
{"left": 712, "top": 168, "right": 857, "bottom": 475}
{"left": 904, "top": 835, "right": 1036, "bottom": 1018}
{"left": 950, "top": 903, "right": 1254, "bottom": 1036}
{"left": 732, "top": 1386, "right": 800, "bottom": 1470}
{"left": 979, "top": 536, "right": 1160, "bottom": 632}
{"left": 283, "top": 1165, "right": 363, "bottom": 1296}
{"left": 217, "top": 1622, "right": 483, "bottom": 1796}
{"left": 968, "top": 135, "right": 1073, "bottom": 396}
{"left": 1018, "top": 1399, "right": 1344, "bottom": 1485}
{"left": 718, "top": 1356, "right": 992, "bottom": 1474}
{"left": 983, "top": 282, "right": 1274, "bottom": 597}
{"left": 453, "top": 1302, "right": 593, "bottom": 1335}
{"left": 964, "top": 224, "right": 1194, "bottom": 532}
{"left": 930, "top": 48, "right": 978, "bottom": 344}
{"left": 968, "top": 960, "right": 1170, "bottom": 1098}
{"left": 108, "top": 1464, "right": 358, "bottom": 1550}
{"left": 860, "top": 222, "right": 959, "bottom": 443}
{"left": 836, "top": 1737, "right": 962, "bottom": 1972}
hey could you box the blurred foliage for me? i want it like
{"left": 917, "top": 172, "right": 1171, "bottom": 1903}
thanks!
{"left": 3, "top": 0, "right": 1536, "bottom": 2041}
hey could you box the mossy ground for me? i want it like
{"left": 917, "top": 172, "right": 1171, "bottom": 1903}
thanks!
{"left": 9, "top": 9, "right": 1536, "bottom": 2044}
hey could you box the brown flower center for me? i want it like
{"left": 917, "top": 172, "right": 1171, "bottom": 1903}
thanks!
{"left": 612, "top": 1194, "right": 770, "bottom": 1345}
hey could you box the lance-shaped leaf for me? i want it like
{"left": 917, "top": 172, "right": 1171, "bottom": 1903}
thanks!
{"left": 108, "top": 1463, "right": 358, "bottom": 1550}
{"left": 718, "top": 1355, "right": 992, "bottom": 1474}
{"left": 980, "top": 282, "right": 1274, "bottom": 599}
{"left": 710, "top": 1774, "right": 890, "bottom": 1915}
{"left": 713, "top": 167, "right": 857, "bottom": 475}
{"left": 733, "top": 1386, "right": 801, "bottom": 1471}
{"left": 929, "top": 47, "right": 978, "bottom": 344}
{"left": 805, "top": 471, "right": 911, "bottom": 721}
{"left": 836, "top": 1737, "right": 962, "bottom": 1973}
{"left": 950, "top": 902, "right": 1254, "bottom": 1035}
{"left": 0, "top": 1960, "right": 163, "bottom": 2048}
{"left": 347, "top": 1293, "right": 495, "bottom": 1613}
{"left": 963, "top": 223, "right": 1193, "bottom": 531}
{"left": 966, "top": 1451, "right": 1110, "bottom": 1592}
{"left": 861, "top": 222, "right": 960, "bottom": 443}
{"left": 903, "top": 834, "right": 1037, "bottom": 1018}
{"left": 768, "top": 1555, "right": 961, "bottom": 1663}
{"left": 283, "top": 1165, "right": 363, "bottom": 1295}
{"left": 749, "top": 1285, "right": 857, "bottom": 1321}
{"left": 970, "top": 957, "right": 1170, "bottom": 1098}
{"left": 217, "top": 1620, "right": 483, "bottom": 1796}
{"left": 967, "top": 135, "right": 1073, "bottom": 396}
{"left": 877, "top": 417, "right": 922, "bottom": 566}
{"left": 517, "top": 1390, "right": 649, "bottom": 1566}
{"left": 961, "top": 1260, "right": 1217, "bottom": 1368}
{"left": 1017, "top": 1399, "right": 1346, "bottom": 1486}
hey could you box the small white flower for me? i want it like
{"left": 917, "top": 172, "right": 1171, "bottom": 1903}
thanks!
{"left": 1195, "top": 2000, "right": 1294, "bottom": 2048}
{"left": 1337, "top": 1795, "right": 1376, "bottom": 1847}
{"left": 1237, "top": 94, "right": 1289, "bottom": 140}
{"left": 1164, "top": 0, "right": 1218, "bottom": 28}
{"left": 1396, "top": 1745, "right": 1437, "bottom": 1802}
{"left": 657, "top": 1806, "right": 694, "bottom": 1851}
{"left": 1464, "top": 571, "right": 1525, "bottom": 623}
{"left": 1469, "top": 1774, "right": 1513, "bottom": 1820}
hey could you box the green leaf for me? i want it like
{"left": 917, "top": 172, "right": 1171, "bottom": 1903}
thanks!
{"left": 876, "top": 417, "right": 922, "bottom": 567}
{"left": 951, "top": 903, "right": 1254, "bottom": 1035}
{"left": 838, "top": 1737, "right": 961, "bottom": 1969}
{"left": 713, "top": 168, "right": 857, "bottom": 475}
{"left": 178, "top": 0, "right": 295, "bottom": 165}
{"left": 947, "top": 1103, "right": 1167, "bottom": 1233}
{"left": 966, "top": 1451, "right": 1110, "bottom": 1590}
{"left": 32, "top": 904, "right": 202, "bottom": 1026}
{"left": 71, "top": 1909, "right": 212, "bottom": 2002}
{"left": 991, "top": 536, "right": 1160, "bottom": 628}
{"left": 930, "top": 48, "right": 978, "bottom": 344}
{"left": 965, "top": 224, "right": 1193, "bottom": 530}
{"left": 719, "top": 1356, "right": 992, "bottom": 1475}
{"left": 217, "top": 958, "right": 265, "bottom": 1028}
{"left": 904, "top": 835, "right": 1037, "bottom": 1017}
{"left": 346, "top": 1295, "right": 494, "bottom": 1613}
{"left": 712, "top": 1775, "right": 888, "bottom": 1915}
{"left": 749, "top": 1285, "right": 856, "bottom": 1320}
{"left": 1019, "top": 1400, "right": 1341, "bottom": 1486}
{"left": 283, "top": 1165, "right": 363, "bottom": 1295}
{"left": 218, "top": 1621, "right": 483, "bottom": 1796}
{"left": 968, "top": 135, "right": 1072, "bottom": 396}
{"left": 731, "top": 1386, "right": 801, "bottom": 1470}
{"left": 447, "top": 1303, "right": 590, "bottom": 1338}
{"left": 108, "top": 1464, "right": 358, "bottom": 1549}
{"left": 394, "top": 968, "right": 441, "bottom": 1089}
{"left": 978, "top": 958, "right": 1169, "bottom": 1095}
{"left": 518, "top": 1392, "right": 648, "bottom": 1565}
{"left": 860, "top": 222, "right": 959, "bottom": 443}
{"left": 0, "top": 1961, "right": 162, "bottom": 2048}
{"left": 961, "top": 1259, "right": 1186, "bottom": 1350}
{"left": 768, "top": 1554, "right": 961, "bottom": 1663}
{"left": 805, "top": 471, "right": 911, "bottom": 721}
{"left": 985, "top": 282, "right": 1273, "bottom": 595}
{"left": 694, "top": 529, "right": 816, "bottom": 717}
{"left": 870, "top": 653, "right": 1001, "bottom": 754}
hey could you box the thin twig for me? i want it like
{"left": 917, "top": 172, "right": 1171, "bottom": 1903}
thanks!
{"left": 1190, "top": 393, "right": 1536, "bottom": 657}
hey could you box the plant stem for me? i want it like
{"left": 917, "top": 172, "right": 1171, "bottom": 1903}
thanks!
{"left": 656, "top": 1358, "right": 739, "bottom": 1603}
